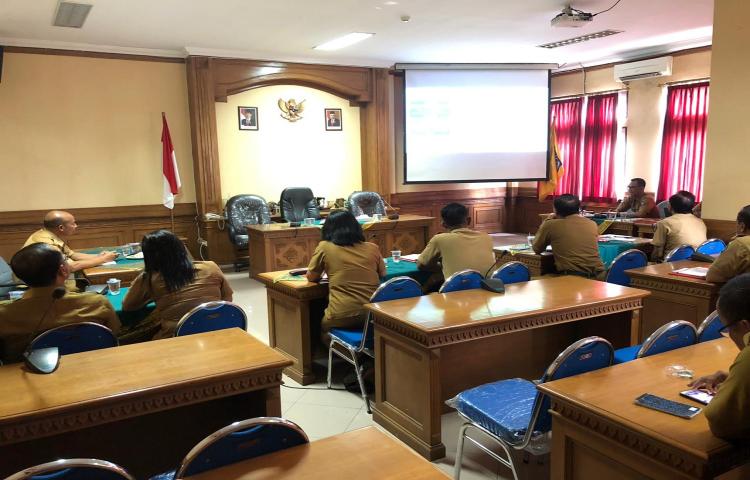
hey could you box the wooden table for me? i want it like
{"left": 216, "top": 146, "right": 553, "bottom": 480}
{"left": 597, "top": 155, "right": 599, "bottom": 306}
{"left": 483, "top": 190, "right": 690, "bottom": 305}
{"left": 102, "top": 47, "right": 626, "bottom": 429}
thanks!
{"left": 0, "top": 329, "right": 291, "bottom": 479}
{"left": 365, "top": 277, "right": 649, "bottom": 460}
{"left": 81, "top": 261, "right": 143, "bottom": 286}
{"left": 184, "top": 426, "right": 450, "bottom": 479}
{"left": 626, "top": 260, "right": 720, "bottom": 341}
{"left": 246, "top": 214, "right": 434, "bottom": 277}
{"left": 539, "top": 338, "right": 750, "bottom": 480}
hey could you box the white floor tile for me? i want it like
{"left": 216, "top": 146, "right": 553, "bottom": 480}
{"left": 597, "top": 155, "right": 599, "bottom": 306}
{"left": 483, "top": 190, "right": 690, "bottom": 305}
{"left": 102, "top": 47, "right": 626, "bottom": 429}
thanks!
{"left": 224, "top": 271, "right": 269, "bottom": 344}
{"left": 295, "top": 386, "right": 367, "bottom": 409}
{"left": 283, "top": 402, "right": 360, "bottom": 441}
{"left": 346, "top": 408, "right": 374, "bottom": 431}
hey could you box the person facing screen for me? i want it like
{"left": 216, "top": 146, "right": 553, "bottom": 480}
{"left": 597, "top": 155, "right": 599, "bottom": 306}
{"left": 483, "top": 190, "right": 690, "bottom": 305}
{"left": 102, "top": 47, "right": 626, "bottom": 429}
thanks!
{"left": 121, "top": 230, "right": 233, "bottom": 341}
{"left": 306, "top": 210, "right": 385, "bottom": 341}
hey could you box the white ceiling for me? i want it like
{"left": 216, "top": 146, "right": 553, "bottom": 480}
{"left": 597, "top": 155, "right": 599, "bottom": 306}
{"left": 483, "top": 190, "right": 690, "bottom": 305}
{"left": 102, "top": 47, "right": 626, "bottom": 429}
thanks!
{"left": 0, "top": 0, "right": 713, "bottom": 68}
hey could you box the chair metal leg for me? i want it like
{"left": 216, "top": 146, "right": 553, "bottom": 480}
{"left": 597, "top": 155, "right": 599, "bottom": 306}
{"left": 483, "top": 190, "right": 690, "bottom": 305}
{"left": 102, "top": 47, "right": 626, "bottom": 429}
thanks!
{"left": 326, "top": 342, "right": 334, "bottom": 389}
{"left": 351, "top": 353, "right": 371, "bottom": 413}
{"left": 457, "top": 423, "right": 520, "bottom": 480}
{"left": 454, "top": 423, "right": 470, "bottom": 479}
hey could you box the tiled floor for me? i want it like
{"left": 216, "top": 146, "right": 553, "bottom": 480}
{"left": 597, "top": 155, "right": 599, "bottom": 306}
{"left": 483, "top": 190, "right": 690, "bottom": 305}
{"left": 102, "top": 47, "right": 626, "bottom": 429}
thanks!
{"left": 225, "top": 270, "right": 549, "bottom": 480}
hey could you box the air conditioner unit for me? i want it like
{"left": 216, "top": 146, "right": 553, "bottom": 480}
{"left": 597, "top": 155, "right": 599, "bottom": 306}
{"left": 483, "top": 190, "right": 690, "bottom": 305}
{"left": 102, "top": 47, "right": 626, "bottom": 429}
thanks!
{"left": 614, "top": 56, "right": 673, "bottom": 82}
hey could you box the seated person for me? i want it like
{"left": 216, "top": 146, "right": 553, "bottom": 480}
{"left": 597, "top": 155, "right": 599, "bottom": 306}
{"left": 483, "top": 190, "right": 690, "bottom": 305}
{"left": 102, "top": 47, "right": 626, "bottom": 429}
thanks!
{"left": 0, "top": 243, "right": 120, "bottom": 363}
{"left": 651, "top": 191, "right": 707, "bottom": 261}
{"left": 615, "top": 178, "right": 659, "bottom": 218}
{"left": 306, "top": 210, "right": 385, "bottom": 339}
{"left": 533, "top": 194, "right": 605, "bottom": 278}
{"left": 688, "top": 273, "right": 750, "bottom": 439}
{"left": 24, "top": 210, "right": 117, "bottom": 272}
{"left": 122, "top": 230, "right": 233, "bottom": 340}
{"left": 706, "top": 205, "right": 750, "bottom": 283}
{"left": 417, "top": 203, "right": 495, "bottom": 282}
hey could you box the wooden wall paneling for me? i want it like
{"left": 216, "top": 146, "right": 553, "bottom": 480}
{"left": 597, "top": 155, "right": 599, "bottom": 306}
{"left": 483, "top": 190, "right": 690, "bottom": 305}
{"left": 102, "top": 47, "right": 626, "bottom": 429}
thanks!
{"left": 360, "top": 69, "right": 394, "bottom": 196}
{"left": 704, "top": 218, "right": 738, "bottom": 243}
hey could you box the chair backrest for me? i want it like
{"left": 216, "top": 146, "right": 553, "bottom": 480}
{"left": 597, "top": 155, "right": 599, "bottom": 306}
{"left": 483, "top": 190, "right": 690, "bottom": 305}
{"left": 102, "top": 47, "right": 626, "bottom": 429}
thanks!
{"left": 29, "top": 322, "right": 118, "bottom": 356}
{"left": 696, "top": 238, "right": 726, "bottom": 255}
{"left": 176, "top": 417, "right": 309, "bottom": 478}
{"left": 175, "top": 301, "right": 247, "bottom": 337}
{"left": 279, "top": 187, "right": 321, "bottom": 223}
{"left": 527, "top": 337, "right": 613, "bottom": 442}
{"left": 225, "top": 195, "right": 272, "bottom": 245}
{"left": 491, "top": 261, "right": 531, "bottom": 285}
{"left": 664, "top": 244, "right": 695, "bottom": 262}
{"left": 697, "top": 310, "right": 723, "bottom": 342}
{"left": 439, "top": 269, "right": 483, "bottom": 293}
{"left": 0, "top": 256, "right": 15, "bottom": 296}
{"left": 360, "top": 276, "right": 422, "bottom": 350}
{"left": 656, "top": 200, "right": 671, "bottom": 219}
{"left": 347, "top": 191, "right": 386, "bottom": 217}
{"left": 6, "top": 459, "right": 134, "bottom": 480}
{"left": 604, "top": 249, "right": 648, "bottom": 286}
{"left": 637, "top": 320, "right": 697, "bottom": 358}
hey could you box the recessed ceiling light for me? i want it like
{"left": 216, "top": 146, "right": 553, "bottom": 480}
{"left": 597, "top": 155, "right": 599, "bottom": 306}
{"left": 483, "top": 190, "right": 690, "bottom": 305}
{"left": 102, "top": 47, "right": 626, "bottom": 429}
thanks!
{"left": 384, "top": 1, "right": 399, "bottom": 5}
{"left": 314, "top": 33, "right": 374, "bottom": 51}
{"left": 537, "top": 30, "right": 623, "bottom": 49}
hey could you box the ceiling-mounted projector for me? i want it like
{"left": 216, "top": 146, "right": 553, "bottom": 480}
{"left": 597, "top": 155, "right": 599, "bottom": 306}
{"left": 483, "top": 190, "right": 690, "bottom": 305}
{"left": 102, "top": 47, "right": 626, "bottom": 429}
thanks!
{"left": 551, "top": 6, "right": 593, "bottom": 27}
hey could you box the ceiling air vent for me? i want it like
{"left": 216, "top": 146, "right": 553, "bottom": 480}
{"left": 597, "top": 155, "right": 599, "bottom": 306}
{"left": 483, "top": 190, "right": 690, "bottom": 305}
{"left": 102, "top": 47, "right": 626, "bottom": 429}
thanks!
{"left": 537, "top": 30, "right": 623, "bottom": 49}
{"left": 53, "top": 2, "right": 93, "bottom": 28}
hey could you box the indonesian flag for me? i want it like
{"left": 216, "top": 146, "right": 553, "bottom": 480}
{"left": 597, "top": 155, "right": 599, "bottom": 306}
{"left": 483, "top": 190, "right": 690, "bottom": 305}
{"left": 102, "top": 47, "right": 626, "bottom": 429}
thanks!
{"left": 161, "top": 113, "right": 181, "bottom": 209}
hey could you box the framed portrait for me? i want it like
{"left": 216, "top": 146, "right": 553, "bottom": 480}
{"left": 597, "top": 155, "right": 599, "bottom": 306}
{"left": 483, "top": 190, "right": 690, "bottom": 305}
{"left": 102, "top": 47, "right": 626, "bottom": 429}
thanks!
{"left": 238, "top": 106, "right": 258, "bottom": 131}
{"left": 324, "top": 108, "right": 342, "bottom": 131}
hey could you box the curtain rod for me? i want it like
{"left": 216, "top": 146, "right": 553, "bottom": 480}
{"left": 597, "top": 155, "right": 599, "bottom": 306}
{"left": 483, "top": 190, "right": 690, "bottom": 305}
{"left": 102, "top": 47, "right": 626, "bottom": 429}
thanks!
{"left": 658, "top": 77, "right": 710, "bottom": 87}
{"left": 551, "top": 88, "right": 628, "bottom": 101}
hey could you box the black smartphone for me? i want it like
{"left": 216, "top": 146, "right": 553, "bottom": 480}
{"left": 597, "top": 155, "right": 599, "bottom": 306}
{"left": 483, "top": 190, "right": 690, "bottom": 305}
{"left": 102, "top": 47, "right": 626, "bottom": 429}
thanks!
{"left": 288, "top": 268, "right": 308, "bottom": 276}
{"left": 680, "top": 389, "right": 715, "bottom": 405}
{"left": 634, "top": 393, "right": 702, "bottom": 419}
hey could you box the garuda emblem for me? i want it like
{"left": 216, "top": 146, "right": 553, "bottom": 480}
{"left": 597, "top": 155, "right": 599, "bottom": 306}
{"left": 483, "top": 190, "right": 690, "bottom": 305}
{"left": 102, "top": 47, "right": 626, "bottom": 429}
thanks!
{"left": 278, "top": 98, "right": 305, "bottom": 122}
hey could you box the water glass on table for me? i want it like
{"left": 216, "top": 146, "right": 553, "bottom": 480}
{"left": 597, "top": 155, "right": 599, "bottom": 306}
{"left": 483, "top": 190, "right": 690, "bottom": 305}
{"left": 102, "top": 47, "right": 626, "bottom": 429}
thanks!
{"left": 373, "top": 213, "right": 383, "bottom": 221}
{"left": 106, "top": 278, "right": 121, "bottom": 295}
{"left": 303, "top": 217, "right": 315, "bottom": 227}
{"left": 391, "top": 250, "right": 402, "bottom": 263}
{"left": 527, "top": 234, "right": 534, "bottom": 247}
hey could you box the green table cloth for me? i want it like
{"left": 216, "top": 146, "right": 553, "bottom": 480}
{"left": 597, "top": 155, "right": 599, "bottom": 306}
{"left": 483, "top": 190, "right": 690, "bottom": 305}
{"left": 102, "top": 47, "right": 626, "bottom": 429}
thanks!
{"left": 105, "top": 286, "right": 155, "bottom": 327}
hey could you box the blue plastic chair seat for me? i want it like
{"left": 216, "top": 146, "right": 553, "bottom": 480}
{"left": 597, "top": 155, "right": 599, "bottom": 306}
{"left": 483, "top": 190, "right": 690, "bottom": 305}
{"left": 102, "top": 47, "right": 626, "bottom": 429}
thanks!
{"left": 613, "top": 344, "right": 641, "bottom": 364}
{"left": 148, "top": 472, "right": 174, "bottom": 480}
{"left": 329, "top": 328, "right": 363, "bottom": 348}
{"left": 452, "top": 378, "right": 537, "bottom": 444}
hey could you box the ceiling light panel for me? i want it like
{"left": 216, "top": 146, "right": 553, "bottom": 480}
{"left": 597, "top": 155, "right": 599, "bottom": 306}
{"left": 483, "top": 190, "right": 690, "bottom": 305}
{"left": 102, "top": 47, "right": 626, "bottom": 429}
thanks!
{"left": 314, "top": 33, "right": 374, "bottom": 51}
{"left": 538, "top": 30, "right": 623, "bottom": 49}
{"left": 53, "top": 2, "right": 93, "bottom": 28}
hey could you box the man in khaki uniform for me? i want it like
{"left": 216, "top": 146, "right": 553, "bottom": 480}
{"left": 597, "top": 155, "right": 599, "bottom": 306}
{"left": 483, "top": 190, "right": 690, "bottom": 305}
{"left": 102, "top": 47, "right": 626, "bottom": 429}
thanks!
{"left": 417, "top": 203, "right": 495, "bottom": 282}
{"left": 688, "top": 273, "right": 750, "bottom": 439}
{"left": 651, "top": 191, "right": 707, "bottom": 261}
{"left": 707, "top": 205, "right": 750, "bottom": 283}
{"left": 615, "top": 178, "right": 659, "bottom": 218}
{"left": 24, "top": 210, "right": 116, "bottom": 272}
{"left": 0, "top": 243, "right": 120, "bottom": 364}
{"left": 533, "top": 194, "right": 605, "bottom": 278}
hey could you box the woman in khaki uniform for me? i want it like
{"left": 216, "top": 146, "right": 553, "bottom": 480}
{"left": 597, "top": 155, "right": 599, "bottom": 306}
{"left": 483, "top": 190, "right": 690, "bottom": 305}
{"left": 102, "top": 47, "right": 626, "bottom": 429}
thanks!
{"left": 306, "top": 210, "right": 385, "bottom": 339}
{"left": 121, "top": 230, "right": 233, "bottom": 341}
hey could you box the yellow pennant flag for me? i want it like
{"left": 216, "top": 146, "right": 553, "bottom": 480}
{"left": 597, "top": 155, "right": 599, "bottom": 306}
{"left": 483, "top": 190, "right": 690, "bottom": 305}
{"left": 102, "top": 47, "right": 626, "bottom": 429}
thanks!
{"left": 537, "top": 119, "right": 565, "bottom": 201}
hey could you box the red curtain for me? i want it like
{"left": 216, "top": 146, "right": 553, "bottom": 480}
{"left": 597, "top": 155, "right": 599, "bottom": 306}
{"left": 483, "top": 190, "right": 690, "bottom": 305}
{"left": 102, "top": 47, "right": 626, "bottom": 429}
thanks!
{"left": 657, "top": 82, "right": 709, "bottom": 202}
{"left": 581, "top": 93, "right": 618, "bottom": 203}
{"left": 550, "top": 98, "right": 583, "bottom": 196}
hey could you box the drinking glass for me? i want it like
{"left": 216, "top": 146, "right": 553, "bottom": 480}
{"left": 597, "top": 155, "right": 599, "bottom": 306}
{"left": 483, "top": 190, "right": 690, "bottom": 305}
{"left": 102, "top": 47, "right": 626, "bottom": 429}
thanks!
{"left": 391, "top": 250, "right": 402, "bottom": 263}
{"left": 373, "top": 213, "right": 383, "bottom": 221}
{"left": 107, "top": 278, "right": 121, "bottom": 295}
{"left": 303, "top": 218, "right": 315, "bottom": 227}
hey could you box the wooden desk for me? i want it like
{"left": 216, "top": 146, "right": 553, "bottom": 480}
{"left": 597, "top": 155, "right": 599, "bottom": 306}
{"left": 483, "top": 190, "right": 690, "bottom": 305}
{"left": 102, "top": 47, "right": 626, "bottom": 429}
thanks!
{"left": 246, "top": 214, "right": 434, "bottom": 277}
{"left": 366, "top": 277, "right": 649, "bottom": 460}
{"left": 185, "top": 426, "right": 450, "bottom": 479}
{"left": 539, "top": 338, "right": 750, "bottom": 480}
{"left": 626, "top": 260, "right": 720, "bottom": 341}
{"left": 81, "top": 261, "right": 143, "bottom": 286}
{"left": 0, "top": 329, "right": 291, "bottom": 479}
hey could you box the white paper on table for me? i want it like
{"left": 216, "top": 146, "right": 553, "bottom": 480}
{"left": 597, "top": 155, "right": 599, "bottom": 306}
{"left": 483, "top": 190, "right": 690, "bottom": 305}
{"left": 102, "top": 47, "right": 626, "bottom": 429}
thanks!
{"left": 672, "top": 267, "right": 709, "bottom": 278}
{"left": 101, "top": 261, "right": 117, "bottom": 266}
{"left": 125, "top": 252, "right": 144, "bottom": 259}
{"left": 399, "top": 254, "right": 420, "bottom": 261}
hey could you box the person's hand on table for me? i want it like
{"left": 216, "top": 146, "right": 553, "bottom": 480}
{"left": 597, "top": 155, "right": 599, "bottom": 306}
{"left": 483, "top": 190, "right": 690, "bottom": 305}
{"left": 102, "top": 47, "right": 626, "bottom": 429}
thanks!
{"left": 688, "top": 370, "right": 728, "bottom": 394}
{"left": 99, "top": 251, "right": 117, "bottom": 262}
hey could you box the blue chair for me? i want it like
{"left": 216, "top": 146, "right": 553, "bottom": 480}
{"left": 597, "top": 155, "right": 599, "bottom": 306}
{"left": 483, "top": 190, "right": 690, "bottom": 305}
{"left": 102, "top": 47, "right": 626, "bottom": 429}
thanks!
{"left": 491, "top": 262, "right": 531, "bottom": 285}
{"left": 29, "top": 322, "right": 118, "bottom": 356}
{"left": 696, "top": 238, "right": 726, "bottom": 255}
{"left": 327, "top": 276, "right": 422, "bottom": 412}
{"left": 613, "top": 320, "right": 697, "bottom": 364}
{"left": 450, "top": 336, "right": 613, "bottom": 480}
{"left": 439, "top": 269, "right": 483, "bottom": 293}
{"left": 149, "top": 417, "right": 308, "bottom": 480}
{"left": 174, "top": 301, "right": 247, "bottom": 337}
{"left": 664, "top": 244, "right": 695, "bottom": 262}
{"left": 6, "top": 459, "right": 134, "bottom": 480}
{"left": 697, "top": 310, "right": 723, "bottom": 342}
{"left": 604, "top": 249, "right": 648, "bottom": 286}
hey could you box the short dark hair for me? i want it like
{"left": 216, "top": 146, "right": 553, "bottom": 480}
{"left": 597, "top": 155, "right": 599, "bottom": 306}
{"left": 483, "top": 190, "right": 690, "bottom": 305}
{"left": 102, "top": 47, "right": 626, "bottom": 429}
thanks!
{"left": 10, "top": 243, "right": 64, "bottom": 287}
{"left": 669, "top": 190, "right": 696, "bottom": 214}
{"left": 553, "top": 194, "right": 581, "bottom": 217}
{"left": 441, "top": 203, "right": 469, "bottom": 228}
{"left": 321, "top": 210, "right": 365, "bottom": 246}
{"left": 141, "top": 230, "right": 195, "bottom": 293}
{"left": 737, "top": 205, "right": 750, "bottom": 227}
{"left": 718, "top": 273, "right": 750, "bottom": 325}
{"left": 631, "top": 178, "right": 646, "bottom": 188}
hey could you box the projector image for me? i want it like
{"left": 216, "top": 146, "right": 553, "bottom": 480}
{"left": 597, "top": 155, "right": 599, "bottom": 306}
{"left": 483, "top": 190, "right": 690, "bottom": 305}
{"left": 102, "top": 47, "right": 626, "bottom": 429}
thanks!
{"left": 551, "top": 7, "right": 593, "bottom": 27}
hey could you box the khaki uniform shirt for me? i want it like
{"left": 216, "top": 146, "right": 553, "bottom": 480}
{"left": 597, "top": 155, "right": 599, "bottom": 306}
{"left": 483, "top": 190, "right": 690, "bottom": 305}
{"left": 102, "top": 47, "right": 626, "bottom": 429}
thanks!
{"left": 616, "top": 194, "right": 659, "bottom": 218}
{"left": 23, "top": 228, "right": 75, "bottom": 260}
{"left": 651, "top": 213, "right": 707, "bottom": 260}
{"left": 417, "top": 228, "right": 495, "bottom": 279}
{"left": 533, "top": 215, "right": 605, "bottom": 275}
{"left": 0, "top": 286, "right": 120, "bottom": 363}
{"left": 307, "top": 241, "right": 385, "bottom": 328}
{"left": 122, "top": 261, "right": 233, "bottom": 339}
{"left": 704, "top": 333, "right": 750, "bottom": 440}
{"left": 706, "top": 236, "right": 750, "bottom": 283}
